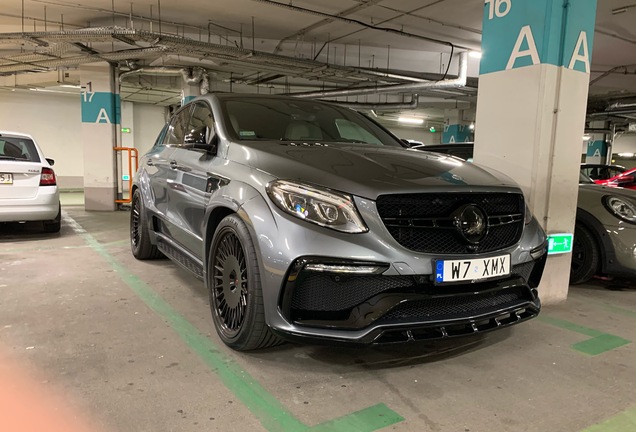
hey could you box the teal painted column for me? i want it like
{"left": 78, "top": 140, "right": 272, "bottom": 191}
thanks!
{"left": 442, "top": 124, "right": 474, "bottom": 144}
{"left": 586, "top": 140, "right": 608, "bottom": 164}
{"left": 181, "top": 81, "right": 199, "bottom": 106}
{"left": 474, "top": 0, "right": 597, "bottom": 303}
{"left": 80, "top": 62, "right": 121, "bottom": 211}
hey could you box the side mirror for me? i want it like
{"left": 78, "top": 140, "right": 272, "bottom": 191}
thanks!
{"left": 184, "top": 126, "right": 218, "bottom": 154}
{"left": 46, "top": 158, "right": 55, "bottom": 166}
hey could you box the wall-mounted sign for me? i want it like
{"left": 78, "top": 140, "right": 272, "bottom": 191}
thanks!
{"left": 547, "top": 233, "right": 574, "bottom": 255}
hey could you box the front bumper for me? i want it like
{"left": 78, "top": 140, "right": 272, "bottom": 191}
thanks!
{"left": 271, "top": 252, "right": 546, "bottom": 345}
{"left": 604, "top": 222, "right": 636, "bottom": 278}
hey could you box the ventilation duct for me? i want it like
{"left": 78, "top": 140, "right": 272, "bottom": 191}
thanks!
{"left": 289, "top": 52, "right": 468, "bottom": 99}
{"left": 119, "top": 66, "right": 210, "bottom": 95}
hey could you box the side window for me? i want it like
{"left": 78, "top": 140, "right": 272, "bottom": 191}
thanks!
{"left": 335, "top": 119, "right": 382, "bottom": 145}
{"left": 186, "top": 102, "right": 215, "bottom": 145}
{"left": 164, "top": 106, "right": 192, "bottom": 145}
{"left": 152, "top": 123, "right": 169, "bottom": 149}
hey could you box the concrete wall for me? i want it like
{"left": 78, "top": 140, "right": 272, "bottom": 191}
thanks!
{"left": 0, "top": 90, "right": 165, "bottom": 189}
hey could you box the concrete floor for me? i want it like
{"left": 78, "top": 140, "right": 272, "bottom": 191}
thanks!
{"left": 1, "top": 202, "right": 635, "bottom": 432}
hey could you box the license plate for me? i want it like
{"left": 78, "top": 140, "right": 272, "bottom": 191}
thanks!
{"left": 0, "top": 173, "right": 12, "bottom": 184}
{"left": 435, "top": 255, "right": 510, "bottom": 284}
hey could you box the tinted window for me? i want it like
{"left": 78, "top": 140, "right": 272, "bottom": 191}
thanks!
{"left": 186, "top": 102, "right": 215, "bottom": 144}
{"left": 153, "top": 123, "right": 169, "bottom": 149}
{"left": 164, "top": 106, "right": 192, "bottom": 145}
{"left": 0, "top": 137, "right": 41, "bottom": 162}
{"left": 223, "top": 98, "right": 401, "bottom": 147}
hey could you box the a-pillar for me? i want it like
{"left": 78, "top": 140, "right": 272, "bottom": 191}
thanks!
{"left": 443, "top": 109, "right": 474, "bottom": 143}
{"left": 474, "top": 0, "right": 597, "bottom": 303}
{"left": 586, "top": 120, "right": 609, "bottom": 164}
{"left": 181, "top": 81, "right": 199, "bottom": 106}
{"left": 80, "top": 62, "right": 121, "bottom": 211}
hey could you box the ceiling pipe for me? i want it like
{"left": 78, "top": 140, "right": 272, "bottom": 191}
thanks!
{"left": 290, "top": 52, "right": 468, "bottom": 99}
{"left": 119, "top": 66, "right": 210, "bottom": 95}
{"left": 327, "top": 94, "right": 419, "bottom": 110}
{"left": 250, "top": 0, "right": 473, "bottom": 51}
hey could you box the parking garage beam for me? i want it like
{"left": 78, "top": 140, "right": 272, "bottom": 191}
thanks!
{"left": 473, "top": 0, "right": 597, "bottom": 303}
{"left": 80, "top": 62, "right": 121, "bottom": 211}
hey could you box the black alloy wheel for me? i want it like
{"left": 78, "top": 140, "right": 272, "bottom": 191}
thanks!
{"left": 208, "top": 214, "right": 281, "bottom": 351}
{"left": 570, "top": 223, "right": 600, "bottom": 285}
{"left": 211, "top": 229, "right": 249, "bottom": 337}
{"left": 130, "top": 189, "right": 162, "bottom": 259}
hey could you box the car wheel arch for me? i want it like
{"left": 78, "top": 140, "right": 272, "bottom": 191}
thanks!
{"left": 575, "top": 208, "right": 610, "bottom": 274}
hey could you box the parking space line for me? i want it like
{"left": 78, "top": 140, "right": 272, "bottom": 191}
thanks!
{"left": 581, "top": 405, "right": 636, "bottom": 431}
{"left": 538, "top": 316, "right": 630, "bottom": 356}
{"left": 66, "top": 213, "right": 404, "bottom": 432}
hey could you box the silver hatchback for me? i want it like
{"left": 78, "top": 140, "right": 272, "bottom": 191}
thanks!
{"left": 130, "top": 94, "right": 547, "bottom": 350}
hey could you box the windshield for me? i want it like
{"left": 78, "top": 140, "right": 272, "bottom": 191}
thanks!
{"left": 579, "top": 171, "right": 594, "bottom": 184}
{"left": 0, "top": 137, "right": 41, "bottom": 162}
{"left": 222, "top": 98, "right": 402, "bottom": 147}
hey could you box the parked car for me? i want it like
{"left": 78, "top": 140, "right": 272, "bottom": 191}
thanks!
{"left": 580, "top": 163, "right": 626, "bottom": 183}
{"left": 594, "top": 167, "right": 636, "bottom": 190}
{"left": 130, "top": 94, "right": 547, "bottom": 351}
{"left": 0, "top": 131, "right": 60, "bottom": 233}
{"left": 418, "top": 143, "right": 636, "bottom": 284}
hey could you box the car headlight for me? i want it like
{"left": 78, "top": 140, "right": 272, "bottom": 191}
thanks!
{"left": 603, "top": 195, "right": 636, "bottom": 224}
{"left": 266, "top": 180, "right": 368, "bottom": 233}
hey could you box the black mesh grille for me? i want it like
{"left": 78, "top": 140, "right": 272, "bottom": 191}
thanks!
{"left": 511, "top": 261, "right": 535, "bottom": 282}
{"left": 291, "top": 273, "right": 415, "bottom": 312}
{"left": 377, "top": 193, "right": 524, "bottom": 254}
{"left": 379, "top": 287, "right": 529, "bottom": 323}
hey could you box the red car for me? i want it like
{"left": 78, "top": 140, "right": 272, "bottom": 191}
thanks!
{"left": 595, "top": 167, "right": 636, "bottom": 190}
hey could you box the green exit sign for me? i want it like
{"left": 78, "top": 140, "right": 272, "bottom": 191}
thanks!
{"left": 121, "top": 127, "right": 131, "bottom": 133}
{"left": 547, "top": 233, "right": 574, "bottom": 255}
{"left": 122, "top": 174, "right": 130, "bottom": 181}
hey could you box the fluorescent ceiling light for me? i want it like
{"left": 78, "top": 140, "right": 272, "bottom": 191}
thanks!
{"left": 469, "top": 51, "right": 482, "bottom": 59}
{"left": 582, "top": 135, "right": 592, "bottom": 141}
{"left": 398, "top": 117, "right": 424, "bottom": 125}
{"left": 59, "top": 84, "right": 81, "bottom": 89}
{"left": 618, "top": 153, "right": 635, "bottom": 157}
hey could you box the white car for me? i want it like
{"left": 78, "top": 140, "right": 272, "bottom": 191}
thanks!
{"left": 0, "top": 131, "right": 60, "bottom": 233}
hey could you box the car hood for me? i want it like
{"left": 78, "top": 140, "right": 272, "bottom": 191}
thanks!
{"left": 228, "top": 141, "right": 521, "bottom": 199}
{"left": 579, "top": 183, "right": 636, "bottom": 201}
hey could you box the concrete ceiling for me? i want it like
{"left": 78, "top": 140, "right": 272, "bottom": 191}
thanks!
{"left": 0, "top": 0, "right": 634, "bottom": 124}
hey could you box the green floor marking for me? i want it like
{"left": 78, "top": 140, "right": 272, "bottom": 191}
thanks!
{"left": 538, "top": 316, "right": 630, "bottom": 356}
{"left": 78, "top": 230, "right": 404, "bottom": 432}
{"left": 581, "top": 406, "right": 636, "bottom": 431}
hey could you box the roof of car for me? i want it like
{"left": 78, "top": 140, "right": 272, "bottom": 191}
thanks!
{"left": 0, "top": 131, "right": 35, "bottom": 140}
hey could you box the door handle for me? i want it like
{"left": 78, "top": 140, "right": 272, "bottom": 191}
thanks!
{"left": 146, "top": 159, "right": 154, "bottom": 166}
{"left": 169, "top": 160, "right": 178, "bottom": 169}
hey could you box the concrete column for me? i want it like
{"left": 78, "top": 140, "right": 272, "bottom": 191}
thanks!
{"left": 443, "top": 109, "right": 474, "bottom": 143}
{"left": 474, "top": 0, "right": 597, "bottom": 303}
{"left": 80, "top": 62, "right": 121, "bottom": 211}
{"left": 181, "top": 82, "right": 199, "bottom": 106}
{"left": 586, "top": 120, "right": 609, "bottom": 164}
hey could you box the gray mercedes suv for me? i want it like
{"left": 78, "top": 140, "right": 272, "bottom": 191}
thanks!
{"left": 130, "top": 94, "right": 548, "bottom": 351}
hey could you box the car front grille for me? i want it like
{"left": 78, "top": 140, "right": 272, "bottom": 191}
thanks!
{"left": 377, "top": 286, "right": 530, "bottom": 323}
{"left": 290, "top": 273, "right": 415, "bottom": 312}
{"left": 376, "top": 192, "right": 525, "bottom": 254}
{"left": 286, "top": 261, "right": 540, "bottom": 326}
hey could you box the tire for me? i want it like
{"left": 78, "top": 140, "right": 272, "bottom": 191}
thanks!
{"left": 130, "top": 189, "right": 163, "bottom": 260}
{"left": 208, "top": 214, "right": 282, "bottom": 351}
{"left": 43, "top": 203, "right": 61, "bottom": 233}
{"left": 570, "top": 223, "right": 600, "bottom": 285}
